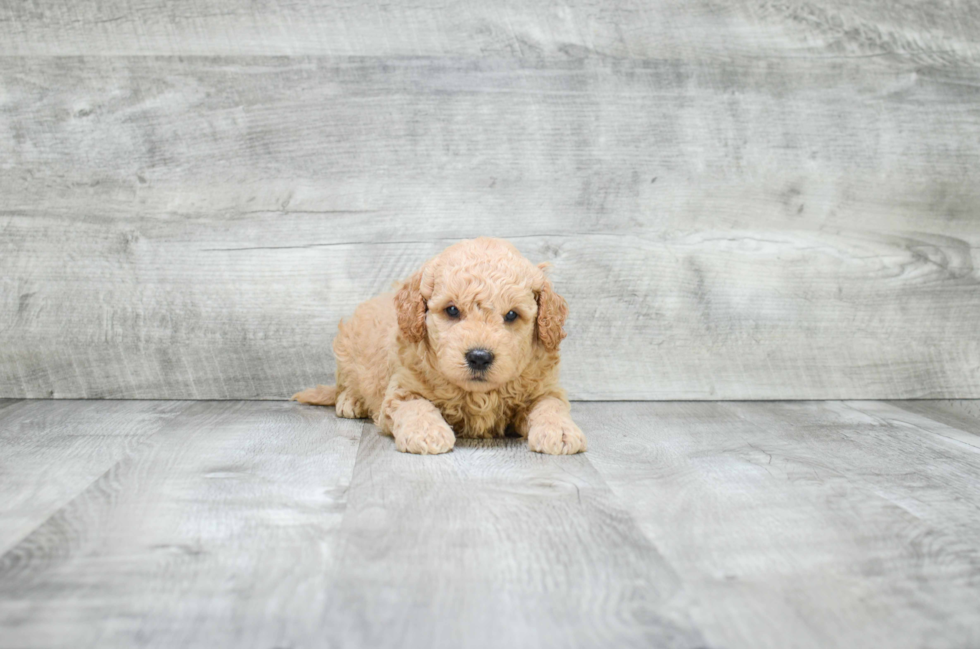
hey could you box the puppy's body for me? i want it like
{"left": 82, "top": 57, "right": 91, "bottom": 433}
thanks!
{"left": 293, "top": 238, "right": 586, "bottom": 455}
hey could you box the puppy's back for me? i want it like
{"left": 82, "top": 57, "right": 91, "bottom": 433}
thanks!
{"left": 333, "top": 292, "right": 399, "bottom": 416}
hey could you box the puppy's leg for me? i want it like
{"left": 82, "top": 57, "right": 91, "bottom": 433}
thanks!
{"left": 525, "top": 396, "right": 587, "bottom": 455}
{"left": 388, "top": 398, "right": 455, "bottom": 455}
{"left": 335, "top": 389, "right": 369, "bottom": 419}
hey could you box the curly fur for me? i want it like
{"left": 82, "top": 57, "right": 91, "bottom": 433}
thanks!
{"left": 292, "top": 237, "right": 586, "bottom": 455}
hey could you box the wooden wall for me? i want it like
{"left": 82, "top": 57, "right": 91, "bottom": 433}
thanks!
{"left": 1, "top": 1, "right": 979, "bottom": 400}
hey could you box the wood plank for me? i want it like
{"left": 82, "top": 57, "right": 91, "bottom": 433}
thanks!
{"left": 887, "top": 400, "right": 980, "bottom": 439}
{"left": 0, "top": 399, "right": 190, "bottom": 555}
{"left": 580, "top": 401, "right": 980, "bottom": 649}
{"left": 0, "top": 400, "right": 362, "bottom": 648}
{"left": 2, "top": 0, "right": 978, "bottom": 58}
{"left": 2, "top": 55, "right": 979, "bottom": 399}
{"left": 320, "top": 424, "right": 704, "bottom": 648}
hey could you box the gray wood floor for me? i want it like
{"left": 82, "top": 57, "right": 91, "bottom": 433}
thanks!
{"left": 1, "top": 399, "right": 978, "bottom": 648}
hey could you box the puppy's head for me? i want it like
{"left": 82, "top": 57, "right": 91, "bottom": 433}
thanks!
{"left": 395, "top": 238, "right": 567, "bottom": 392}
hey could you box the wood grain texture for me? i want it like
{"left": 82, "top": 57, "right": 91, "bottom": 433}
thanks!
{"left": 0, "top": 400, "right": 362, "bottom": 648}
{"left": 938, "top": 400, "right": 980, "bottom": 422}
{"left": 580, "top": 400, "right": 980, "bottom": 649}
{"left": 0, "top": 400, "right": 704, "bottom": 649}
{"left": 321, "top": 425, "right": 703, "bottom": 649}
{"left": 2, "top": 0, "right": 979, "bottom": 60}
{"left": 0, "top": 399, "right": 190, "bottom": 555}
{"left": 2, "top": 399, "right": 980, "bottom": 647}
{"left": 888, "top": 400, "right": 980, "bottom": 437}
{"left": 2, "top": 51, "right": 979, "bottom": 399}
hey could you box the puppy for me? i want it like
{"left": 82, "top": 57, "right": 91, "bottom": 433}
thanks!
{"left": 292, "top": 237, "right": 586, "bottom": 455}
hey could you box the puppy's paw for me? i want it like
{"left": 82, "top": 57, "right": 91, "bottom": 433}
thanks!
{"left": 395, "top": 419, "right": 455, "bottom": 455}
{"left": 528, "top": 415, "right": 587, "bottom": 455}
{"left": 391, "top": 402, "right": 455, "bottom": 455}
{"left": 335, "top": 390, "right": 368, "bottom": 419}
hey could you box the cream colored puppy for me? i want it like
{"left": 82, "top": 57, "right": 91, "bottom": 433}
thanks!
{"left": 292, "top": 237, "right": 586, "bottom": 455}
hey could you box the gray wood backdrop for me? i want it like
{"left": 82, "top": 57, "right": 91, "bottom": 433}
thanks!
{"left": 1, "top": 0, "right": 979, "bottom": 400}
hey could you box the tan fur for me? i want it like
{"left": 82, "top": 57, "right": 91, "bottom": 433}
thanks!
{"left": 290, "top": 384, "right": 336, "bottom": 406}
{"left": 292, "top": 237, "right": 586, "bottom": 455}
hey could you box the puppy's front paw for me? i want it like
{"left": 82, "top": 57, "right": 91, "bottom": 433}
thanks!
{"left": 528, "top": 416, "right": 587, "bottom": 455}
{"left": 396, "top": 423, "right": 455, "bottom": 455}
{"left": 394, "top": 417, "right": 455, "bottom": 455}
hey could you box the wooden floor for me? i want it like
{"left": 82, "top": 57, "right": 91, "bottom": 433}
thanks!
{"left": 1, "top": 399, "right": 978, "bottom": 648}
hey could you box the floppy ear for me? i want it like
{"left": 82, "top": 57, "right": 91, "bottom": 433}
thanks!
{"left": 395, "top": 268, "right": 428, "bottom": 343}
{"left": 535, "top": 264, "right": 568, "bottom": 351}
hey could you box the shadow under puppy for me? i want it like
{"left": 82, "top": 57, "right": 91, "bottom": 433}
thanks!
{"left": 292, "top": 237, "right": 586, "bottom": 455}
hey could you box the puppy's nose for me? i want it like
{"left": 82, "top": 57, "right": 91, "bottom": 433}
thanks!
{"left": 465, "top": 348, "right": 494, "bottom": 372}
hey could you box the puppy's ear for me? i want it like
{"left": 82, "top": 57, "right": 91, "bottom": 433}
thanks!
{"left": 535, "top": 263, "right": 568, "bottom": 351}
{"left": 395, "top": 268, "right": 428, "bottom": 343}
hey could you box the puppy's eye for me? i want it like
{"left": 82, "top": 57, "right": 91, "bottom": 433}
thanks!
{"left": 504, "top": 310, "right": 519, "bottom": 322}
{"left": 445, "top": 305, "right": 460, "bottom": 318}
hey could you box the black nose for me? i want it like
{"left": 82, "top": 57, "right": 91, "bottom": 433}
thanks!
{"left": 465, "top": 348, "right": 495, "bottom": 371}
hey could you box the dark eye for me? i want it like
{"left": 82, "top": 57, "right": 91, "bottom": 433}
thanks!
{"left": 504, "top": 310, "right": 519, "bottom": 322}
{"left": 445, "top": 305, "right": 460, "bottom": 318}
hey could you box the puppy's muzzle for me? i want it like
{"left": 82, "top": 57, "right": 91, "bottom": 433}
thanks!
{"left": 465, "top": 348, "right": 494, "bottom": 372}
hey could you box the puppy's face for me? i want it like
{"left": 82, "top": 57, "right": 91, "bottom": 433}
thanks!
{"left": 395, "top": 239, "right": 567, "bottom": 392}
{"left": 425, "top": 278, "right": 538, "bottom": 392}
